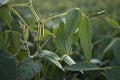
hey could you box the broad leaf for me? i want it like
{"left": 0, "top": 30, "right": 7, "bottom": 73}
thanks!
{"left": 0, "top": 0, "right": 9, "bottom": 6}
{"left": 17, "top": 57, "right": 42, "bottom": 80}
{"left": 65, "top": 8, "right": 81, "bottom": 38}
{"left": 105, "top": 67, "right": 120, "bottom": 80}
{"left": 54, "top": 8, "right": 81, "bottom": 54}
{"left": 54, "top": 22, "right": 67, "bottom": 53}
{"left": 78, "top": 13, "right": 92, "bottom": 60}
{"left": 34, "top": 50, "right": 63, "bottom": 70}
{"left": 0, "top": 51, "right": 16, "bottom": 80}
{"left": 64, "top": 61, "right": 99, "bottom": 71}
{"left": 113, "top": 43, "right": 120, "bottom": 65}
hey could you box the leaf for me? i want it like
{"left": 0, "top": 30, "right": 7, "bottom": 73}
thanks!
{"left": 33, "top": 50, "right": 64, "bottom": 70}
{"left": 48, "top": 66, "right": 65, "bottom": 80}
{"left": 64, "top": 61, "right": 99, "bottom": 71}
{"left": 0, "top": 0, "right": 9, "bottom": 7}
{"left": 54, "top": 8, "right": 81, "bottom": 54}
{"left": 78, "top": 13, "right": 92, "bottom": 60}
{"left": 113, "top": 43, "right": 120, "bottom": 65}
{"left": 107, "top": 18, "right": 120, "bottom": 28}
{"left": 105, "top": 67, "right": 120, "bottom": 80}
{"left": 65, "top": 8, "right": 81, "bottom": 38}
{"left": 0, "top": 5, "right": 11, "bottom": 29}
{"left": 104, "top": 37, "right": 120, "bottom": 53}
{"left": 55, "top": 21, "right": 70, "bottom": 53}
{"left": 16, "top": 52, "right": 27, "bottom": 61}
{"left": 8, "top": 30, "right": 21, "bottom": 53}
{"left": 0, "top": 51, "right": 16, "bottom": 80}
{"left": 17, "top": 57, "right": 42, "bottom": 80}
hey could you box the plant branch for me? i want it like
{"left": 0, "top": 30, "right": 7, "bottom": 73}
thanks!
{"left": 40, "top": 36, "right": 51, "bottom": 49}
{"left": 11, "top": 8, "right": 29, "bottom": 28}
{"left": 8, "top": 3, "right": 28, "bottom": 7}
{"left": 29, "top": 0, "right": 43, "bottom": 51}
{"left": 19, "top": 21, "right": 31, "bottom": 57}
{"left": 43, "top": 12, "right": 67, "bottom": 22}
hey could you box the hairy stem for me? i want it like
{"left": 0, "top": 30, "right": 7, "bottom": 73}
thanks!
{"left": 29, "top": 0, "right": 43, "bottom": 51}
{"left": 44, "top": 12, "right": 67, "bottom": 22}
{"left": 11, "top": 8, "right": 29, "bottom": 28}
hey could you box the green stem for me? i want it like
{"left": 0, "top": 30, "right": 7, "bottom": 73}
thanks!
{"left": 40, "top": 36, "right": 51, "bottom": 49}
{"left": 43, "top": 8, "right": 80, "bottom": 22}
{"left": 8, "top": 3, "right": 28, "bottom": 7}
{"left": 29, "top": 0, "right": 42, "bottom": 51}
{"left": 22, "top": 24, "right": 31, "bottom": 57}
{"left": 11, "top": 8, "right": 29, "bottom": 28}
{"left": 44, "top": 13, "right": 67, "bottom": 22}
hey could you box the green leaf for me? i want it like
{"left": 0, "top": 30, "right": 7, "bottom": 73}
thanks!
{"left": 113, "top": 43, "right": 120, "bottom": 65}
{"left": 16, "top": 52, "right": 27, "bottom": 61}
{"left": 104, "top": 38, "right": 120, "bottom": 53}
{"left": 64, "top": 61, "right": 99, "bottom": 71}
{"left": 17, "top": 57, "right": 42, "bottom": 80}
{"left": 78, "top": 13, "right": 92, "bottom": 60}
{"left": 65, "top": 8, "right": 81, "bottom": 38}
{"left": 0, "top": 0, "right": 9, "bottom": 6}
{"left": 0, "top": 51, "right": 16, "bottom": 80}
{"left": 0, "top": 5, "right": 11, "bottom": 29}
{"left": 48, "top": 66, "right": 65, "bottom": 80}
{"left": 105, "top": 67, "right": 120, "bottom": 80}
{"left": 0, "top": 33, "right": 6, "bottom": 50}
{"left": 55, "top": 21, "right": 70, "bottom": 53}
{"left": 33, "top": 50, "right": 64, "bottom": 70}
{"left": 54, "top": 8, "right": 81, "bottom": 54}
{"left": 7, "top": 30, "right": 21, "bottom": 54}
{"left": 107, "top": 18, "right": 120, "bottom": 28}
